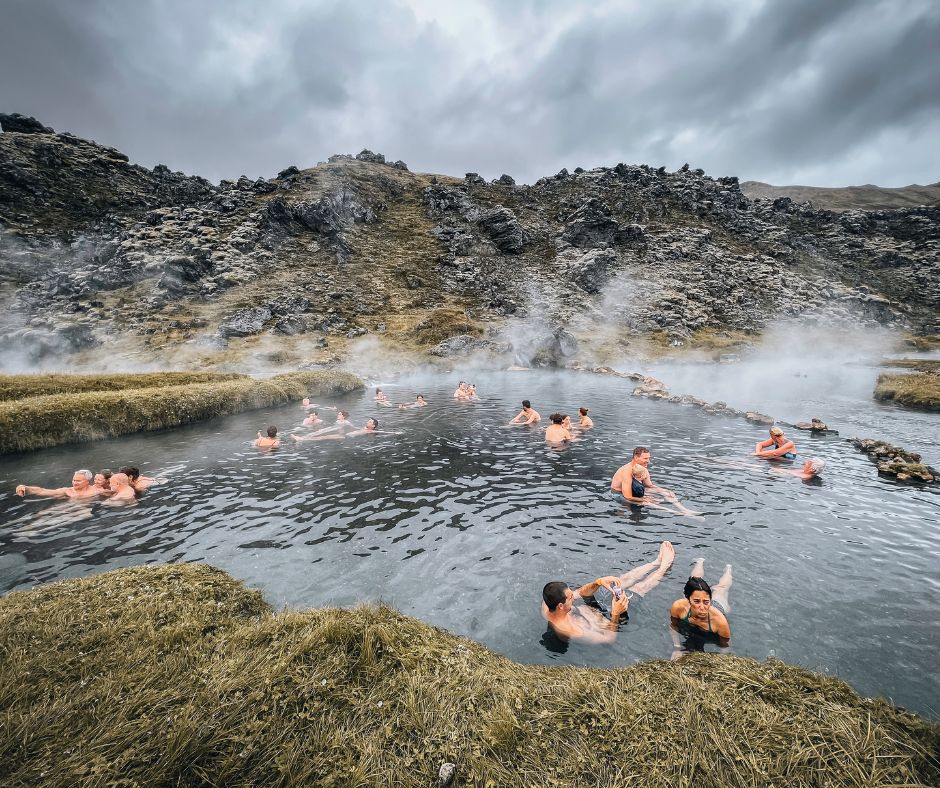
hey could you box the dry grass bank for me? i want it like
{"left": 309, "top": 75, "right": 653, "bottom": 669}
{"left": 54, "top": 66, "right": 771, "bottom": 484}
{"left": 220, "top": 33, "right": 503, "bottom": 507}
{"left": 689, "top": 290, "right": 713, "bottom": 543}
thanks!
{"left": 879, "top": 358, "right": 940, "bottom": 374}
{"left": 0, "top": 370, "right": 362, "bottom": 454}
{"left": 874, "top": 372, "right": 940, "bottom": 411}
{"left": 0, "top": 371, "right": 248, "bottom": 401}
{"left": 1, "top": 565, "right": 937, "bottom": 787}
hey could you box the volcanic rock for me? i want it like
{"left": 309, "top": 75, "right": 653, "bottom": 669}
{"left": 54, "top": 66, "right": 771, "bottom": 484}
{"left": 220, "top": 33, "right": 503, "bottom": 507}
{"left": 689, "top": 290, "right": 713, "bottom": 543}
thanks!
{"left": 475, "top": 206, "right": 525, "bottom": 254}
{"left": 219, "top": 306, "right": 271, "bottom": 338}
{"left": 0, "top": 114, "right": 54, "bottom": 134}
{"left": 356, "top": 150, "right": 385, "bottom": 164}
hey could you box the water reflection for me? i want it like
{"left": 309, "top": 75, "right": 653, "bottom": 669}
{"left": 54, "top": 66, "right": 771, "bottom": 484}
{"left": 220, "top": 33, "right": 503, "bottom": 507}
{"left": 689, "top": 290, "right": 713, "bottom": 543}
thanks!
{"left": 0, "top": 368, "right": 938, "bottom": 718}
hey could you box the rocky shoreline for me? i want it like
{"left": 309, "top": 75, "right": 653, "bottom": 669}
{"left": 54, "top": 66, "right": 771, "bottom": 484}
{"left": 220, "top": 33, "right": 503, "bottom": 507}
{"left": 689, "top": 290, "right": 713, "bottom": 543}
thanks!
{"left": 577, "top": 362, "right": 935, "bottom": 484}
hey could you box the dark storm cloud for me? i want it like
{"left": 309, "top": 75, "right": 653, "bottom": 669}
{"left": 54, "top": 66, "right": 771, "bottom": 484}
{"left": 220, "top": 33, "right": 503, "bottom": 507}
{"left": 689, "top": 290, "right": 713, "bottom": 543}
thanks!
{"left": 1, "top": 0, "right": 937, "bottom": 186}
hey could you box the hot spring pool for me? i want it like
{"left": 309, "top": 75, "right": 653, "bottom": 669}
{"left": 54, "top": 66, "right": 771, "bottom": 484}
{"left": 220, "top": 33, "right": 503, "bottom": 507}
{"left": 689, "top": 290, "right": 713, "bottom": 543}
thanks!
{"left": 1, "top": 367, "right": 938, "bottom": 718}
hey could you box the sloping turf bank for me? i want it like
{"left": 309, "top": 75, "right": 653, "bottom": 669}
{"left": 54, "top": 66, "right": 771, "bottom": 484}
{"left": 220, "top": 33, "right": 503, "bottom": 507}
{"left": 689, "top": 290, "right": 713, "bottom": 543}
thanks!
{"left": 0, "top": 372, "right": 248, "bottom": 401}
{"left": 875, "top": 371, "right": 940, "bottom": 411}
{"left": 0, "top": 371, "right": 362, "bottom": 454}
{"left": 1, "top": 565, "right": 936, "bottom": 787}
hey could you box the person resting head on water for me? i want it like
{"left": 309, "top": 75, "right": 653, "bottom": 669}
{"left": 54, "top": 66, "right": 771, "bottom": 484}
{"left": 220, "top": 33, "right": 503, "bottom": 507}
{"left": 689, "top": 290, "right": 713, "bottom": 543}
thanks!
{"left": 545, "top": 413, "right": 571, "bottom": 443}
{"left": 542, "top": 541, "right": 675, "bottom": 644}
{"left": 16, "top": 469, "right": 100, "bottom": 499}
{"left": 302, "top": 410, "right": 322, "bottom": 426}
{"left": 346, "top": 418, "right": 380, "bottom": 436}
{"left": 255, "top": 426, "right": 280, "bottom": 449}
{"left": 119, "top": 465, "right": 156, "bottom": 491}
{"left": 106, "top": 472, "right": 137, "bottom": 503}
{"left": 509, "top": 399, "right": 541, "bottom": 425}
{"left": 399, "top": 394, "right": 427, "bottom": 409}
{"left": 94, "top": 469, "right": 113, "bottom": 493}
{"left": 755, "top": 426, "right": 797, "bottom": 460}
{"left": 775, "top": 457, "right": 826, "bottom": 481}
{"left": 669, "top": 560, "right": 732, "bottom": 658}
{"left": 292, "top": 414, "right": 374, "bottom": 442}
{"left": 578, "top": 407, "right": 593, "bottom": 428}
{"left": 302, "top": 397, "right": 335, "bottom": 411}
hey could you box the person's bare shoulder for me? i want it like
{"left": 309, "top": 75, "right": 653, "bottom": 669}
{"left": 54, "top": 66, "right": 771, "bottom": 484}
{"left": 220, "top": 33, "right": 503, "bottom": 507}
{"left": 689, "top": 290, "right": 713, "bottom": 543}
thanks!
{"left": 548, "top": 616, "right": 579, "bottom": 641}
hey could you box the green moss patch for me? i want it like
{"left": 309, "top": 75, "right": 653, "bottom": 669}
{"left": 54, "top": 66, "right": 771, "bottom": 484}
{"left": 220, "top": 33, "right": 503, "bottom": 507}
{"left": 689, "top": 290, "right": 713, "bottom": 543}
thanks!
{"left": 874, "top": 372, "right": 940, "bottom": 411}
{"left": 0, "top": 370, "right": 362, "bottom": 454}
{"left": 1, "top": 565, "right": 937, "bottom": 787}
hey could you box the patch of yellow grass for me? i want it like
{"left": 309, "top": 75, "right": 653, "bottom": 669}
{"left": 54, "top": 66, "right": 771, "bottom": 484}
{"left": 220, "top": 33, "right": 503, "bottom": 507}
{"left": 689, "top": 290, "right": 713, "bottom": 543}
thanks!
{"left": 1, "top": 565, "right": 937, "bottom": 787}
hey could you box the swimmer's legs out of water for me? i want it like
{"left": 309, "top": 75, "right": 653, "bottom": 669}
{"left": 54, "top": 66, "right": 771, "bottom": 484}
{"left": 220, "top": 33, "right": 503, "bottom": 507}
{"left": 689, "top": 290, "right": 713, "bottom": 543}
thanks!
{"left": 690, "top": 557, "right": 732, "bottom": 612}
{"left": 618, "top": 541, "right": 675, "bottom": 597}
{"left": 713, "top": 564, "right": 732, "bottom": 613}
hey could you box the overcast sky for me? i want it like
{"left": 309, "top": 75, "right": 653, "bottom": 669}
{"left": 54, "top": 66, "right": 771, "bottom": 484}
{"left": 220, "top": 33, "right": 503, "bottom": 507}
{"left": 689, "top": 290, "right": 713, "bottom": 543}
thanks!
{"left": 2, "top": 0, "right": 938, "bottom": 186}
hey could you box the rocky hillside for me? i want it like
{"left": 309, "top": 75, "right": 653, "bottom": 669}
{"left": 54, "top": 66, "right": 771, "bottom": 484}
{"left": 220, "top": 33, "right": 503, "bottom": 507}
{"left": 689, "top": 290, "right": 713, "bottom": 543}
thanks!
{"left": 741, "top": 180, "right": 940, "bottom": 212}
{"left": 1, "top": 112, "right": 937, "bottom": 370}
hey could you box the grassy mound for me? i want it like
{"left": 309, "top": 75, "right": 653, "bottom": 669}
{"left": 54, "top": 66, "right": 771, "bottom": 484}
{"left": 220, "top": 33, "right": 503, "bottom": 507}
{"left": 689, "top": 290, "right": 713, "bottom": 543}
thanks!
{"left": 0, "top": 372, "right": 248, "bottom": 401}
{"left": 0, "top": 371, "right": 362, "bottom": 454}
{"left": 874, "top": 372, "right": 940, "bottom": 411}
{"left": 1, "top": 566, "right": 936, "bottom": 787}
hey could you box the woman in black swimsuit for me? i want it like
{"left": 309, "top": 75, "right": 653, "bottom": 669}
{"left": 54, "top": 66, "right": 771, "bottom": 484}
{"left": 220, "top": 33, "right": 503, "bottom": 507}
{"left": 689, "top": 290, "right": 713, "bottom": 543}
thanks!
{"left": 669, "top": 559, "right": 732, "bottom": 657}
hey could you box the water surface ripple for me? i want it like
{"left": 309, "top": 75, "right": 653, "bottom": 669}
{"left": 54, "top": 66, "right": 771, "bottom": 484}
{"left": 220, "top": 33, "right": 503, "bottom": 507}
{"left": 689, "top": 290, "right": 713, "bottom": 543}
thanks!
{"left": 0, "top": 369, "right": 938, "bottom": 718}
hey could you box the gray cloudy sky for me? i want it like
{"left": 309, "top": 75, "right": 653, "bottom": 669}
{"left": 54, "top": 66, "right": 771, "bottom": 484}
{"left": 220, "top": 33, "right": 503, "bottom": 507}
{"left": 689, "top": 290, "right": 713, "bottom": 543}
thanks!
{"left": 2, "top": 0, "right": 938, "bottom": 186}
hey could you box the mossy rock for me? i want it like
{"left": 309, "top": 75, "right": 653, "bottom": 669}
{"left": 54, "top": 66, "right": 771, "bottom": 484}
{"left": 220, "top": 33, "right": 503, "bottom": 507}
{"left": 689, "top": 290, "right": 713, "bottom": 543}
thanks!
{"left": 874, "top": 372, "right": 940, "bottom": 412}
{"left": 408, "top": 308, "right": 482, "bottom": 346}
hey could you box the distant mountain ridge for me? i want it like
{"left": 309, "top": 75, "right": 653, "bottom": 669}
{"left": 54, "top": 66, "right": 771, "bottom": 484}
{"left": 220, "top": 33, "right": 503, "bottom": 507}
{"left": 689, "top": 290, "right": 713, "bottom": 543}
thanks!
{"left": 1, "top": 112, "right": 938, "bottom": 370}
{"left": 740, "top": 180, "right": 940, "bottom": 212}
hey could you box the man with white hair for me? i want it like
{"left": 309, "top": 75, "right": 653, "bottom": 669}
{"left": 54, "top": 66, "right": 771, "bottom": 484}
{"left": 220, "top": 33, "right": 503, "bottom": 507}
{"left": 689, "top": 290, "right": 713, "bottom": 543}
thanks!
{"left": 15, "top": 469, "right": 101, "bottom": 499}
{"left": 775, "top": 458, "right": 826, "bottom": 481}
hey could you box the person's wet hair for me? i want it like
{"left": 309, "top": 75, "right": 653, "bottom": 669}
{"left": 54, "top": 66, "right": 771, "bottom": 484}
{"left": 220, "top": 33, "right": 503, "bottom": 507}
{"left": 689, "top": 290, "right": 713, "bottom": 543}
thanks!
{"left": 542, "top": 581, "right": 569, "bottom": 611}
{"left": 75, "top": 469, "right": 93, "bottom": 482}
{"left": 550, "top": 413, "right": 563, "bottom": 424}
{"left": 522, "top": 399, "right": 531, "bottom": 409}
{"left": 119, "top": 466, "right": 140, "bottom": 480}
{"left": 684, "top": 576, "right": 712, "bottom": 599}
{"left": 266, "top": 425, "right": 277, "bottom": 438}
{"left": 98, "top": 469, "right": 112, "bottom": 480}
{"left": 370, "top": 418, "right": 379, "bottom": 429}
{"left": 340, "top": 410, "right": 349, "bottom": 418}
{"left": 632, "top": 446, "right": 649, "bottom": 458}
{"left": 579, "top": 407, "right": 588, "bottom": 416}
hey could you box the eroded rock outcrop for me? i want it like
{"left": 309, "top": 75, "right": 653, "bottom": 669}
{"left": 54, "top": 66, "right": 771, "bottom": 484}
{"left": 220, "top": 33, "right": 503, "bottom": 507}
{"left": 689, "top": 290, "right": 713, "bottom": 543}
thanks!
{"left": 1, "top": 115, "right": 937, "bottom": 365}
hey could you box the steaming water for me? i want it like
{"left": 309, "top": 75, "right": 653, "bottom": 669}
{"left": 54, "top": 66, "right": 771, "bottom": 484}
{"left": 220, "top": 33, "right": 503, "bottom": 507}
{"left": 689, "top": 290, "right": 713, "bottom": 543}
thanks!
{"left": 1, "top": 368, "right": 938, "bottom": 719}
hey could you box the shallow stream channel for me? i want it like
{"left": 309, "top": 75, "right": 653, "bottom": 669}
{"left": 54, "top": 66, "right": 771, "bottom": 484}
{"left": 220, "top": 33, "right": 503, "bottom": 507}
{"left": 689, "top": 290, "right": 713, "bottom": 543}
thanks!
{"left": 1, "top": 363, "right": 938, "bottom": 718}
